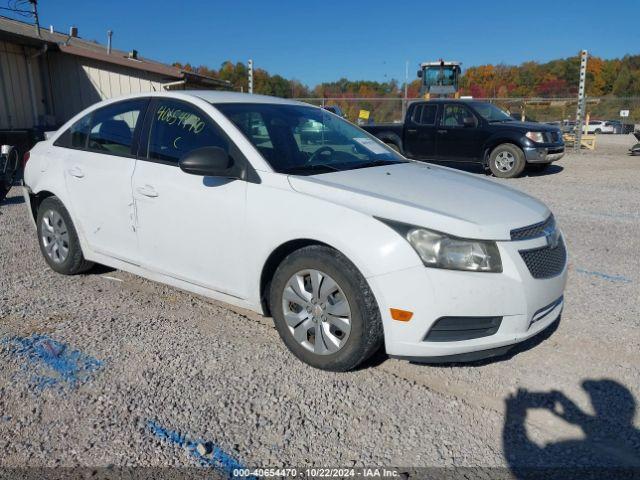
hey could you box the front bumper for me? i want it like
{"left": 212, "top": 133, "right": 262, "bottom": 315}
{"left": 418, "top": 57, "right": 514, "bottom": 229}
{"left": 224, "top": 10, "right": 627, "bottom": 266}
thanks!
{"left": 367, "top": 234, "right": 568, "bottom": 360}
{"left": 523, "top": 145, "right": 565, "bottom": 163}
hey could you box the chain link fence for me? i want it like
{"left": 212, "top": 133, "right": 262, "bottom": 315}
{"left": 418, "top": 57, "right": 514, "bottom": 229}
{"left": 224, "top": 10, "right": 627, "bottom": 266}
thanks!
{"left": 294, "top": 97, "right": 640, "bottom": 131}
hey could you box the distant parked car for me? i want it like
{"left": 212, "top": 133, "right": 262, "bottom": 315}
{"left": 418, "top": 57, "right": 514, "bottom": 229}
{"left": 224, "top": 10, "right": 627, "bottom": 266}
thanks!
{"left": 605, "top": 120, "right": 635, "bottom": 135}
{"left": 587, "top": 120, "right": 613, "bottom": 134}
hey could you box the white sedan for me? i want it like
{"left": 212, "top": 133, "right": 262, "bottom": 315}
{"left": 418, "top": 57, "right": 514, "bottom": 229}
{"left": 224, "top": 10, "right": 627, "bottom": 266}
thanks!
{"left": 23, "top": 91, "right": 568, "bottom": 371}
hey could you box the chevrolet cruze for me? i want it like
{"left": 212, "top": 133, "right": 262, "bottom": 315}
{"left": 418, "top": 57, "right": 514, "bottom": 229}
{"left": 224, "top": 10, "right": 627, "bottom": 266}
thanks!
{"left": 22, "top": 92, "right": 568, "bottom": 371}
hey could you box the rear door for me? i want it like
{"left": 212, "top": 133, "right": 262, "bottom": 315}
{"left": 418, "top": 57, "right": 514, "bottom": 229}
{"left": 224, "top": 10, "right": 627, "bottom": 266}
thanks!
{"left": 435, "top": 103, "right": 484, "bottom": 161}
{"left": 60, "top": 98, "right": 148, "bottom": 262}
{"left": 403, "top": 103, "right": 438, "bottom": 159}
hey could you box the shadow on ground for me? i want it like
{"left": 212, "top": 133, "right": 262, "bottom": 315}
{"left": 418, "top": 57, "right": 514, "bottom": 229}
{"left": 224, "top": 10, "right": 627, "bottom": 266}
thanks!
{"left": 503, "top": 380, "right": 640, "bottom": 478}
{"left": 431, "top": 161, "right": 564, "bottom": 177}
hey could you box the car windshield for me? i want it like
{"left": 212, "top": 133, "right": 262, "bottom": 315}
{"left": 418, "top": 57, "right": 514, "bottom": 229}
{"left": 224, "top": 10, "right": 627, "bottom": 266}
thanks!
{"left": 472, "top": 103, "right": 513, "bottom": 122}
{"left": 215, "top": 103, "right": 407, "bottom": 175}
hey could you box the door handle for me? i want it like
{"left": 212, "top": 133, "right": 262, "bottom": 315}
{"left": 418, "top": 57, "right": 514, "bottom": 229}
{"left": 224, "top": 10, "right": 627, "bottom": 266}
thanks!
{"left": 437, "top": 129, "right": 448, "bottom": 134}
{"left": 67, "top": 166, "right": 84, "bottom": 178}
{"left": 136, "top": 185, "right": 159, "bottom": 198}
{"left": 407, "top": 129, "right": 418, "bottom": 133}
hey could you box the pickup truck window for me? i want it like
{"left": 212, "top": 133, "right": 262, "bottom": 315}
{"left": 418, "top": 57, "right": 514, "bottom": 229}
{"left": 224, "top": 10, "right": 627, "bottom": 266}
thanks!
{"left": 442, "top": 104, "right": 476, "bottom": 128}
{"left": 216, "top": 103, "right": 406, "bottom": 175}
{"left": 472, "top": 103, "right": 512, "bottom": 122}
{"left": 412, "top": 104, "right": 438, "bottom": 125}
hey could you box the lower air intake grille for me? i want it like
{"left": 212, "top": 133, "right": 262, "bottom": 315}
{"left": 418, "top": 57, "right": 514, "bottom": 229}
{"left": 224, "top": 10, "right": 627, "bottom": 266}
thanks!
{"left": 520, "top": 237, "right": 567, "bottom": 279}
{"left": 423, "top": 316, "right": 502, "bottom": 342}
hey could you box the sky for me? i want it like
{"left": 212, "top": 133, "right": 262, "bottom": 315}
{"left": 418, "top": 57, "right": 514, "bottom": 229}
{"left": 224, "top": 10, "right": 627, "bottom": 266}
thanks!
{"left": 12, "top": 0, "right": 640, "bottom": 87}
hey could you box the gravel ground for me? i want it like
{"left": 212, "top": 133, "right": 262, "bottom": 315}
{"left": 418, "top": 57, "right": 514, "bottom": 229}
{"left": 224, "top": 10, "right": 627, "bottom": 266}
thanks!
{"left": 1, "top": 136, "right": 639, "bottom": 478}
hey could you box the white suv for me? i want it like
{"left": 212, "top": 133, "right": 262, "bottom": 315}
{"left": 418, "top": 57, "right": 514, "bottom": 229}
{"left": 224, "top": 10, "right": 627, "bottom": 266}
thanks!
{"left": 23, "top": 91, "right": 568, "bottom": 371}
{"left": 587, "top": 120, "right": 614, "bottom": 134}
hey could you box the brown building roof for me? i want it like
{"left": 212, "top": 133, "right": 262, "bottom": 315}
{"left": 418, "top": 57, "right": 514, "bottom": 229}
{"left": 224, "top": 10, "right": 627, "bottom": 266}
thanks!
{"left": 0, "top": 15, "right": 230, "bottom": 88}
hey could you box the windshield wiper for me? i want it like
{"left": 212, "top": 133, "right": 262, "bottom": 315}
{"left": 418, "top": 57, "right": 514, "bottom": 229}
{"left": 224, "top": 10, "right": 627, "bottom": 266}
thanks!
{"left": 281, "top": 163, "right": 342, "bottom": 175}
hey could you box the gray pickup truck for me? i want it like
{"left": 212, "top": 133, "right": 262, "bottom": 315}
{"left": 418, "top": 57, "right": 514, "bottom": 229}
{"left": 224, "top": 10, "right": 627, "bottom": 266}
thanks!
{"left": 361, "top": 99, "right": 565, "bottom": 178}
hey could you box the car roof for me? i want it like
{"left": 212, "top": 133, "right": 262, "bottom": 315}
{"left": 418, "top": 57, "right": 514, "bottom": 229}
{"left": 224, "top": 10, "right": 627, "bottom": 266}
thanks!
{"left": 188, "top": 90, "right": 309, "bottom": 106}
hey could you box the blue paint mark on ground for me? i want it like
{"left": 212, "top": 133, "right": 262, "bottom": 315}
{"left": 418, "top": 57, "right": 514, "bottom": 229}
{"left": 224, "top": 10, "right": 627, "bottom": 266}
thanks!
{"left": 576, "top": 268, "right": 632, "bottom": 284}
{"left": 0, "top": 334, "right": 103, "bottom": 390}
{"left": 147, "top": 420, "right": 250, "bottom": 478}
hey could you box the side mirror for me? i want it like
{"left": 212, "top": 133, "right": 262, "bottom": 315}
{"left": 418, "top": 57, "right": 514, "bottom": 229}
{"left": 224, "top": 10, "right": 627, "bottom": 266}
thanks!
{"left": 417, "top": 70, "right": 423, "bottom": 78}
{"left": 463, "top": 116, "right": 477, "bottom": 128}
{"left": 179, "top": 147, "right": 237, "bottom": 177}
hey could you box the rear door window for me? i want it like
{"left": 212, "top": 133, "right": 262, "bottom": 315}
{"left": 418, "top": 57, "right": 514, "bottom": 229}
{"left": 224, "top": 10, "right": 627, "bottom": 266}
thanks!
{"left": 87, "top": 99, "right": 148, "bottom": 156}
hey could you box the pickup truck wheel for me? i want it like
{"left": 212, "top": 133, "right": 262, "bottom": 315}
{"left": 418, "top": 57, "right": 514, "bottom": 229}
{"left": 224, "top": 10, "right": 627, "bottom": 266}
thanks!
{"left": 488, "top": 144, "right": 525, "bottom": 178}
{"left": 269, "top": 245, "right": 383, "bottom": 371}
{"left": 384, "top": 142, "right": 400, "bottom": 152}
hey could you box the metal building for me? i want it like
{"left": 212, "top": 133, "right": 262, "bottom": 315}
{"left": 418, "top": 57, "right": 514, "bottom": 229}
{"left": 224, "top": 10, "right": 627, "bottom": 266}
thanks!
{"left": 0, "top": 15, "right": 229, "bottom": 145}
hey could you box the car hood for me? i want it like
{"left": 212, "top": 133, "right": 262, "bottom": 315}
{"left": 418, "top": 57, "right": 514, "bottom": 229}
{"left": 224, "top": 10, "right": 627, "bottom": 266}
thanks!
{"left": 287, "top": 162, "right": 549, "bottom": 240}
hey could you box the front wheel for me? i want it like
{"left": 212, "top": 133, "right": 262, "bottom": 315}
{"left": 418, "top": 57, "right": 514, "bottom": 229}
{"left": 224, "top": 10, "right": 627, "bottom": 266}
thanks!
{"left": 488, "top": 143, "right": 526, "bottom": 179}
{"left": 269, "top": 245, "right": 383, "bottom": 371}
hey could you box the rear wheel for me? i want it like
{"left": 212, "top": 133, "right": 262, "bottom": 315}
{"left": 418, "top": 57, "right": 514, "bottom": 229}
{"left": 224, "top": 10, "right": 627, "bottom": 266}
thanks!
{"left": 269, "top": 245, "right": 383, "bottom": 371}
{"left": 37, "top": 197, "right": 93, "bottom": 275}
{"left": 488, "top": 143, "right": 525, "bottom": 179}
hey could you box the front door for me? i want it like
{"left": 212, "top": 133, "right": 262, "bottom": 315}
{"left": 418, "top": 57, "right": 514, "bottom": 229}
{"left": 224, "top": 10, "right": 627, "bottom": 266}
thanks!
{"left": 132, "top": 98, "right": 248, "bottom": 298}
{"left": 62, "top": 98, "right": 148, "bottom": 262}
{"left": 435, "top": 103, "right": 484, "bottom": 161}
{"left": 403, "top": 103, "right": 438, "bottom": 159}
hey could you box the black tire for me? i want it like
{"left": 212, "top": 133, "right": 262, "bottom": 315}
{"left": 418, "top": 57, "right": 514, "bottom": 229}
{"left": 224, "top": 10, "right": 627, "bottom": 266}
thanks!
{"left": 594, "top": 128, "right": 602, "bottom": 134}
{"left": 0, "top": 182, "right": 9, "bottom": 203}
{"left": 269, "top": 245, "right": 384, "bottom": 371}
{"left": 36, "top": 196, "right": 93, "bottom": 275}
{"left": 0, "top": 148, "right": 19, "bottom": 203}
{"left": 488, "top": 143, "right": 526, "bottom": 179}
{"left": 385, "top": 142, "right": 400, "bottom": 152}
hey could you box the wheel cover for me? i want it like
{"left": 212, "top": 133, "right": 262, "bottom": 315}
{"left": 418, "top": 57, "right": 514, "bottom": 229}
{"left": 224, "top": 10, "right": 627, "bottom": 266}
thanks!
{"left": 282, "top": 269, "right": 352, "bottom": 355}
{"left": 41, "top": 210, "right": 70, "bottom": 264}
{"left": 495, "top": 151, "right": 515, "bottom": 172}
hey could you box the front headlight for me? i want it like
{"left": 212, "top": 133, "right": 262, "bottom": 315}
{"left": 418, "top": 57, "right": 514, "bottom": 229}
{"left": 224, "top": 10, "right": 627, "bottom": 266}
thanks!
{"left": 525, "top": 131, "right": 545, "bottom": 143}
{"left": 378, "top": 219, "right": 502, "bottom": 273}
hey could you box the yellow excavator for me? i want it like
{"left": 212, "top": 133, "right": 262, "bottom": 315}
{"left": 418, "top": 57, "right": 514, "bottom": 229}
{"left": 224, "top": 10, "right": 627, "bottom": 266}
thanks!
{"left": 417, "top": 60, "right": 462, "bottom": 99}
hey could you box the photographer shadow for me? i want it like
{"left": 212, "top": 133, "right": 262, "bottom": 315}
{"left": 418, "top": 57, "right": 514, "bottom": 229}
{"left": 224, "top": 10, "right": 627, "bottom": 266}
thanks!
{"left": 503, "top": 380, "right": 640, "bottom": 479}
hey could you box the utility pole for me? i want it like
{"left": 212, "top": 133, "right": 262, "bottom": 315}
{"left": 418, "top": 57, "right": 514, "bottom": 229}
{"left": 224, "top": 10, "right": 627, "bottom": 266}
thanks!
{"left": 402, "top": 60, "right": 409, "bottom": 119}
{"left": 28, "top": 0, "right": 40, "bottom": 37}
{"left": 247, "top": 59, "right": 253, "bottom": 94}
{"left": 574, "top": 50, "right": 588, "bottom": 152}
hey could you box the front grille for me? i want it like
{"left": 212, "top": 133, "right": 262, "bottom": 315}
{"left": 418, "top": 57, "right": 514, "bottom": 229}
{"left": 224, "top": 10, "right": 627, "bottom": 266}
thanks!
{"left": 423, "top": 316, "right": 502, "bottom": 342}
{"left": 520, "top": 237, "right": 567, "bottom": 279}
{"left": 544, "top": 131, "right": 562, "bottom": 143}
{"left": 510, "top": 215, "right": 555, "bottom": 241}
